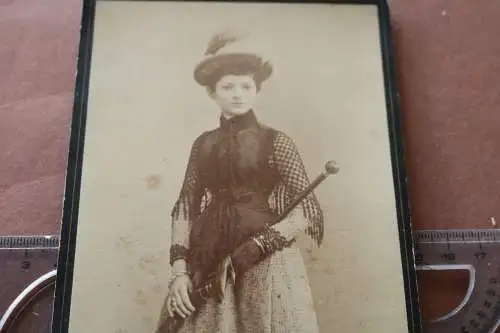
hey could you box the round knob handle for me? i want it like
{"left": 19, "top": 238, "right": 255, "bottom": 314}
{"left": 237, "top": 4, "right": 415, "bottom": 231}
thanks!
{"left": 325, "top": 160, "right": 339, "bottom": 174}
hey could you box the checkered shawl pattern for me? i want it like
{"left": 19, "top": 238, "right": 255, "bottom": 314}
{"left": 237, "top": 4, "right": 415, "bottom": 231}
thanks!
{"left": 169, "top": 129, "right": 325, "bottom": 254}
{"left": 268, "top": 131, "right": 325, "bottom": 246}
{"left": 170, "top": 132, "right": 209, "bottom": 225}
{"left": 169, "top": 132, "right": 210, "bottom": 260}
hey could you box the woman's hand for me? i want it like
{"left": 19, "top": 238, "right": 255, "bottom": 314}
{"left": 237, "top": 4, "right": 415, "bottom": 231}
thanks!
{"left": 166, "top": 274, "right": 196, "bottom": 318}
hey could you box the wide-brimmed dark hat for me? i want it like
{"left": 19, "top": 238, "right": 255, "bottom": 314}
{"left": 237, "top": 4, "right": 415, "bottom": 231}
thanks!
{"left": 193, "top": 32, "right": 273, "bottom": 87}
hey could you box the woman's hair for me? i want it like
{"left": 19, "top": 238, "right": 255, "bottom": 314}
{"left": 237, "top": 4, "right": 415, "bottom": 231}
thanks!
{"left": 200, "top": 54, "right": 272, "bottom": 93}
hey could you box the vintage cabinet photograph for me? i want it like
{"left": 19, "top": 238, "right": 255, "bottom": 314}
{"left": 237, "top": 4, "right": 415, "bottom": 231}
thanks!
{"left": 51, "top": 1, "right": 422, "bottom": 333}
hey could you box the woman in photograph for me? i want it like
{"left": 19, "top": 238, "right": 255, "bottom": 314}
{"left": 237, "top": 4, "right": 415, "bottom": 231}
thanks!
{"left": 156, "top": 32, "right": 327, "bottom": 333}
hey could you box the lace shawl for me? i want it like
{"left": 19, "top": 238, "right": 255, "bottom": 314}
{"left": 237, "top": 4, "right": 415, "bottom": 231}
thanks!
{"left": 169, "top": 129, "right": 325, "bottom": 265}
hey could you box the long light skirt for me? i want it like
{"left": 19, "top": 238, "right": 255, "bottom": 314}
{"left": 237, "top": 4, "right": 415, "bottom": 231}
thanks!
{"left": 158, "top": 246, "right": 319, "bottom": 333}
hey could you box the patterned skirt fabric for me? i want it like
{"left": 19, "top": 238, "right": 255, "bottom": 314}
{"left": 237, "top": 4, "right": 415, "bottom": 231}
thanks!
{"left": 160, "top": 246, "right": 320, "bottom": 333}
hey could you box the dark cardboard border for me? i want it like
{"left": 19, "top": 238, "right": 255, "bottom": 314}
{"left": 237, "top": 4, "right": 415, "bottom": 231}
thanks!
{"left": 51, "top": 1, "right": 423, "bottom": 332}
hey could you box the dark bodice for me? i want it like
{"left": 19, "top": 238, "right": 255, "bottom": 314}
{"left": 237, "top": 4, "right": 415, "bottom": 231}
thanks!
{"left": 188, "top": 111, "right": 281, "bottom": 273}
{"left": 170, "top": 110, "right": 324, "bottom": 276}
{"left": 195, "top": 112, "right": 280, "bottom": 204}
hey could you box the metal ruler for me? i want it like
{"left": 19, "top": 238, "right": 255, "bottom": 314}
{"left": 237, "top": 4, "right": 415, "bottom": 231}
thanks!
{"left": 0, "top": 230, "right": 499, "bottom": 333}
{"left": 415, "top": 229, "right": 500, "bottom": 333}
{"left": 0, "top": 236, "right": 58, "bottom": 333}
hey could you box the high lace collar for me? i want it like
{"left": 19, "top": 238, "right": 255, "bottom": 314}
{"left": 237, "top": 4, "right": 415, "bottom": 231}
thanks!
{"left": 219, "top": 109, "right": 259, "bottom": 133}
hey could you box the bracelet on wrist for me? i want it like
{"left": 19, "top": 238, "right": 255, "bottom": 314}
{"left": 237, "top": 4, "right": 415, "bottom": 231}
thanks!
{"left": 168, "top": 270, "right": 191, "bottom": 286}
{"left": 252, "top": 237, "right": 266, "bottom": 254}
{"left": 169, "top": 244, "right": 189, "bottom": 266}
{"left": 253, "top": 225, "right": 295, "bottom": 256}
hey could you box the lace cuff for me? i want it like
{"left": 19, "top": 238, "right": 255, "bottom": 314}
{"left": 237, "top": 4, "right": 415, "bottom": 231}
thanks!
{"left": 169, "top": 244, "right": 189, "bottom": 266}
{"left": 252, "top": 225, "right": 295, "bottom": 256}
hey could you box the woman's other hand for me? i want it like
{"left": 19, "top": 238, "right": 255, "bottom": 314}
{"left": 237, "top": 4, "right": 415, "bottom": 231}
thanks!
{"left": 166, "top": 273, "right": 196, "bottom": 318}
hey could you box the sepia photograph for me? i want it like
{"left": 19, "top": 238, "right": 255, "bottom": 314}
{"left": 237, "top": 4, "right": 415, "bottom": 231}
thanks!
{"left": 52, "top": 1, "right": 422, "bottom": 333}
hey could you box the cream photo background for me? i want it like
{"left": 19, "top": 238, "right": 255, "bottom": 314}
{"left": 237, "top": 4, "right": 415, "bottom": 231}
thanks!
{"left": 67, "top": 1, "right": 410, "bottom": 332}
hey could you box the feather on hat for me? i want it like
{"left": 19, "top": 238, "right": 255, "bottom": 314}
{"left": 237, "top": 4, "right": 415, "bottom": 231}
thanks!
{"left": 193, "top": 31, "right": 273, "bottom": 86}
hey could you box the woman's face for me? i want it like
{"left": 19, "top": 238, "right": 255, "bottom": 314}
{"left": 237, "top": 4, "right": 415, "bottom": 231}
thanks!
{"left": 209, "top": 74, "right": 258, "bottom": 117}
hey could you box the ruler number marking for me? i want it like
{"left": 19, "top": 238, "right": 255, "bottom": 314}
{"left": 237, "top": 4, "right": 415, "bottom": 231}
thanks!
{"left": 474, "top": 251, "right": 487, "bottom": 261}
{"left": 21, "top": 260, "right": 30, "bottom": 269}
{"left": 476, "top": 310, "right": 487, "bottom": 319}
{"left": 441, "top": 252, "right": 456, "bottom": 262}
{"left": 486, "top": 289, "right": 496, "bottom": 297}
